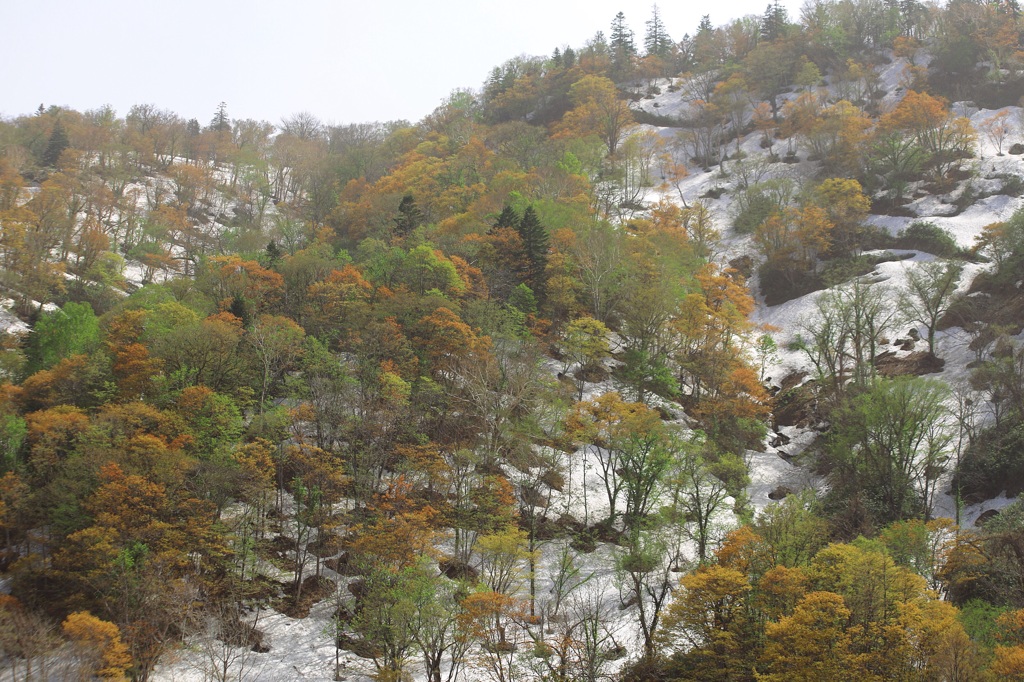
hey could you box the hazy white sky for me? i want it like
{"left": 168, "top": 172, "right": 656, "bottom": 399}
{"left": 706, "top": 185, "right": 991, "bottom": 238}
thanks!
{"left": 2, "top": 0, "right": 801, "bottom": 126}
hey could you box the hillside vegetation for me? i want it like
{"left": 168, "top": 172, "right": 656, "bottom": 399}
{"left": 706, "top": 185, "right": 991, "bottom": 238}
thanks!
{"left": 2, "top": 2, "right": 1024, "bottom": 680}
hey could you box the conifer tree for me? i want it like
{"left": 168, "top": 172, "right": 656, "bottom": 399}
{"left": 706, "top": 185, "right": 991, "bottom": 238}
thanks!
{"left": 563, "top": 46, "right": 577, "bottom": 68}
{"left": 42, "top": 120, "right": 69, "bottom": 167}
{"left": 264, "top": 240, "right": 283, "bottom": 268}
{"left": 761, "top": 1, "right": 788, "bottom": 42}
{"left": 644, "top": 4, "right": 673, "bottom": 58}
{"left": 610, "top": 12, "right": 636, "bottom": 81}
{"left": 517, "top": 205, "right": 548, "bottom": 297}
{"left": 209, "top": 102, "right": 230, "bottom": 133}
{"left": 491, "top": 205, "right": 520, "bottom": 233}
{"left": 393, "top": 194, "right": 425, "bottom": 238}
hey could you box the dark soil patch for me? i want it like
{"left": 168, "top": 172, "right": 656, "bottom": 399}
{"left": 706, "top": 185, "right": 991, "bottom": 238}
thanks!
{"left": 440, "top": 558, "right": 479, "bottom": 582}
{"left": 774, "top": 378, "right": 818, "bottom": 429}
{"left": 570, "top": 530, "right": 599, "bottom": 553}
{"left": 540, "top": 468, "right": 565, "bottom": 492}
{"left": 324, "top": 552, "right": 366, "bottom": 577}
{"left": 555, "top": 513, "right": 584, "bottom": 534}
{"left": 238, "top": 574, "right": 285, "bottom": 602}
{"left": 337, "top": 633, "right": 380, "bottom": 659}
{"left": 256, "top": 535, "right": 298, "bottom": 572}
{"left": 219, "top": 616, "right": 271, "bottom": 653}
{"left": 874, "top": 350, "right": 945, "bottom": 377}
{"left": 728, "top": 254, "right": 755, "bottom": 280}
{"left": 942, "top": 273, "right": 1024, "bottom": 335}
{"left": 588, "top": 520, "right": 623, "bottom": 545}
{"left": 975, "top": 509, "right": 1000, "bottom": 527}
{"left": 871, "top": 197, "right": 917, "bottom": 217}
{"left": 277, "top": 575, "right": 335, "bottom": 619}
{"left": 520, "top": 485, "right": 550, "bottom": 508}
{"left": 759, "top": 266, "right": 824, "bottom": 307}
{"left": 575, "top": 363, "right": 609, "bottom": 383}
{"left": 308, "top": 533, "right": 343, "bottom": 559}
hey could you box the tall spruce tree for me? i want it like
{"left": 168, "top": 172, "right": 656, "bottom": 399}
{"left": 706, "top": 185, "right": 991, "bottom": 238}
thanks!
{"left": 761, "top": 1, "right": 788, "bottom": 41}
{"left": 644, "top": 4, "right": 673, "bottom": 58}
{"left": 491, "top": 205, "right": 520, "bottom": 233}
{"left": 563, "top": 46, "right": 577, "bottom": 68}
{"left": 393, "top": 194, "right": 425, "bottom": 238}
{"left": 517, "top": 206, "right": 549, "bottom": 297}
{"left": 42, "top": 120, "right": 69, "bottom": 167}
{"left": 610, "top": 12, "right": 636, "bottom": 81}
{"left": 210, "top": 101, "right": 231, "bottom": 133}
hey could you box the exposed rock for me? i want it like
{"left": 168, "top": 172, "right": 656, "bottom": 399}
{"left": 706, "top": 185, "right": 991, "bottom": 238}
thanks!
{"left": 769, "top": 485, "right": 794, "bottom": 501}
{"left": 1009, "top": 142, "right": 1024, "bottom": 155}
{"left": 770, "top": 431, "right": 791, "bottom": 448}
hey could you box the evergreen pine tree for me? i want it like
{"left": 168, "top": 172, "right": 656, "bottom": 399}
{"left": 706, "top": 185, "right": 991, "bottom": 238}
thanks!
{"left": 760, "top": 1, "right": 788, "bottom": 41}
{"left": 563, "top": 46, "right": 577, "bottom": 68}
{"left": 229, "top": 295, "right": 251, "bottom": 328}
{"left": 644, "top": 4, "right": 673, "bottom": 58}
{"left": 517, "top": 206, "right": 549, "bottom": 297}
{"left": 210, "top": 102, "right": 231, "bottom": 133}
{"left": 393, "top": 194, "right": 424, "bottom": 238}
{"left": 697, "top": 15, "right": 713, "bottom": 35}
{"left": 610, "top": 12, "right": 636, "bottom": 81}
{"left": 42, "top": 120, "right": 69, "bottom": 168}
{"left": 265, "top": 240, "right": 283, "bottom": 268}
{"left": 491, "top": 205, "right": 520, "bottom": 233}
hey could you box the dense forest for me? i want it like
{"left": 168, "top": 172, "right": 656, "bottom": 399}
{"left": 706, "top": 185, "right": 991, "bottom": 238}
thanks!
{"left": 2, "top": 0, "right": 1024, "bottom": 680}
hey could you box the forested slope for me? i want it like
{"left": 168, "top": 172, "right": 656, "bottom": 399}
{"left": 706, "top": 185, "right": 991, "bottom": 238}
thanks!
{"left": 2, "top": 2, "right": 1024, "bottom": 680}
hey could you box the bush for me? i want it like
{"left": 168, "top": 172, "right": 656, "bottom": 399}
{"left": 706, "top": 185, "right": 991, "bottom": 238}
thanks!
{"left": 955, "top": 420, "right": 1024, "bottom": 501}
{"left": 731, "top": 179, "right": 795, "bottom": 234}
{"left": 893, "top": 221, "right": 961, "bottom": 257}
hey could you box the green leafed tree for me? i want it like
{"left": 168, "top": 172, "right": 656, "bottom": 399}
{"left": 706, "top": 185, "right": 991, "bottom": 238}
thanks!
{"left": 899, "top": 259, "right": 963, "bottom": 357}
{"left": 28, "top": 302, "right": 101, "bottom": 373}
{"left": 827, "top": 376, "right": 954, "bottom": 527}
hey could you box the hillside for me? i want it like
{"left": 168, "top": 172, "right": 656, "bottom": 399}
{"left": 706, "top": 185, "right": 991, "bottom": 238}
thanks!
{"left": 3, "top": 3, "right": 1024, "bottom": 681}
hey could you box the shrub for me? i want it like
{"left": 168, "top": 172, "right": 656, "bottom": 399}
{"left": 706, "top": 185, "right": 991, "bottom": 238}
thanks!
{"left": 956, "top": 420, "right": 1024, "bottom": 501}
{"left": 732, "top": 179, "right": 795, "bottom": 234}
{"left": 894, "top": 221, "right": 962, "bottom": 258}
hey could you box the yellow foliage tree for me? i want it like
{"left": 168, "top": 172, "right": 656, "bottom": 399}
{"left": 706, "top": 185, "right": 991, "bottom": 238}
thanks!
{"left": 62, "top": 610, "right": 132, "bottom": 680}
{"left": 554, "top": 75, "right": 635, "bottom": 155}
